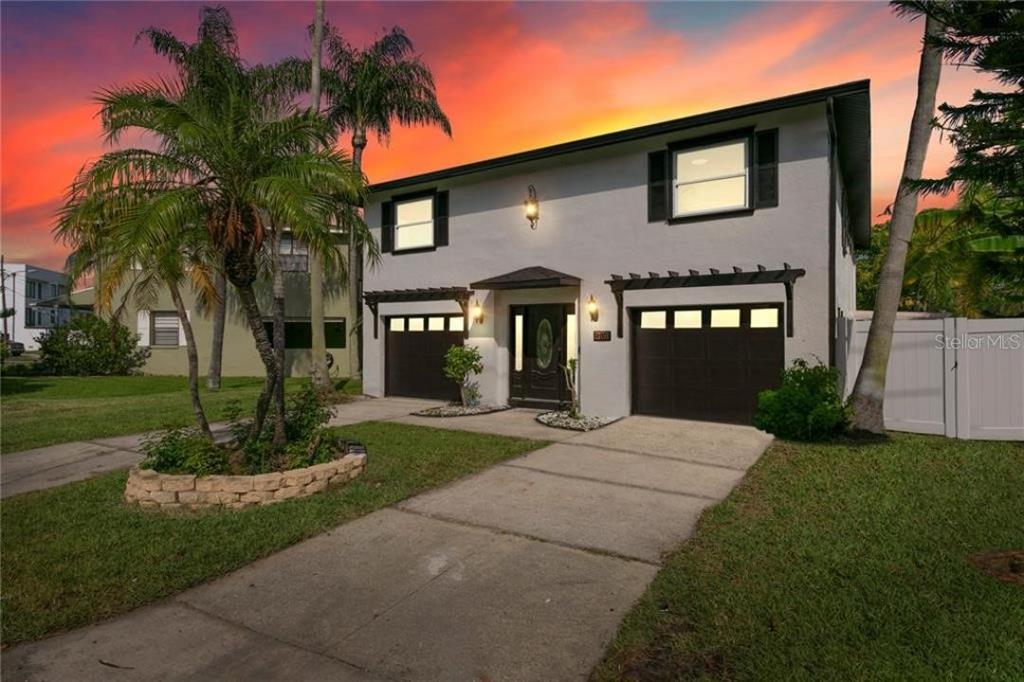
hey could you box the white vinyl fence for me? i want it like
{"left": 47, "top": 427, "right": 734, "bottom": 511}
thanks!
{"left": 841, "top": 315, "right": 1024, "bottom": 441}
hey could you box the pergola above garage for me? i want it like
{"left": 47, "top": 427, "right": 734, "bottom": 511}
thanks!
{"left": 470, "top": 266, "right": 580, "bottom": 290}
{"left": 363, "top": 287, "right": 474, "bottom": 338}
{"left": 604, "top": 265, "right": 806, "bottom": 337}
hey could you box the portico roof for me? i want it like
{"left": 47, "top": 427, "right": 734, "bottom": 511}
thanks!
{"left": 470, "top": 266, "right": 580, "bottom": 290}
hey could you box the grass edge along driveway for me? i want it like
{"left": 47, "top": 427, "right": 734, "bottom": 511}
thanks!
{"left": 1, "top": 421, "right": 548, "bottom": 646}
{"left": 1, "top": 375, "right": 361, "bottom": 454}
{"left": 593, "top": 433, "right": 1024, "bottom": 681}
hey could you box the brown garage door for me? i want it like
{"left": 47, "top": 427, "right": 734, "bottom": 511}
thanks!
{"left": 386, "top": 314, "right": 464, "bottom": 401}
{"left": 631, "top": 304, "right": 784, "bottom": 424}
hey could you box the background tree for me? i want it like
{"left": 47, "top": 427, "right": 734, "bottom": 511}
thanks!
{"left": 849, "top": 5, "right": 944, "bottom": 433}
{"left": 56, "top": 7, "right": 364, "bottom": 442}
{"left": 307, "top": 0, "right": 330, "bottom": 390}
{"left": 859, "top": 193, "right": 1024, "bottom": 317}
{"left": 320, "top": 26, "right": 451, "bottom": 380}
{"left": 58, "top": 201, "right": 217, "bottom": 439}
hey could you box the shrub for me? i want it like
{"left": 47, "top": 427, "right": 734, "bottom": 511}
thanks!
{"left": 443, "top": 345, "right": 483, "bottom": 407}
{"left": 140, "top": 428, "right": 227, "bottom": 476}
{"left": 37, "top": 315, "right": 149, "bottom": 376}
{"left": 227, "top": 381, "right": 339, "bottom": 473}
{"left": 753, "top": 358, "right": 848, "bottom": 441}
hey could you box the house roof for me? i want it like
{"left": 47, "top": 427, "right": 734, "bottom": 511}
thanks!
{"left": 34, "top": 287, "right": 94, "bottom": 310}
{"left": 367, "top": 80, "right": 871, "bottom": 246}
{"left": 470, "top": 266, "right": 581, "bottom": 290}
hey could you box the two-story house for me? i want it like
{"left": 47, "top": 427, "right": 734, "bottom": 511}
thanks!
{"left": 361, "top": 81, "right": 870, "bottom": 424}
{"left": 1, "top": 263, "right": 74, "bottom": 350}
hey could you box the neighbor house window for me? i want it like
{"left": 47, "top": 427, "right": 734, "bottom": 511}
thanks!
{"left": 263, "top": 319, "right": 346, "bottom": 349}
{"left": 152, "top": 312, "right": 180, "bottom": 346}
{"left": 394, "top": 196, "right": 434, "bottom": 251}
{"left": 673, "top": 138, "right": 749, "bottom": 217}
{"left": 278, "top": 232, "right": 309, "bottom": 272}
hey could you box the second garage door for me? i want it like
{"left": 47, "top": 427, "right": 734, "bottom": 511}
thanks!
{"left": 386, "top": 314, "right": 464, "bottom": 401}
{"left": 632, "top": 304, "right": 784, "bottom": 424}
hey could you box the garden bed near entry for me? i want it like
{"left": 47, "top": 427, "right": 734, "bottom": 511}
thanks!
{"left": 412, "top": 404, "right": 510, "bottom": 418}
{"left": 537, "top": 411, "right": 618, "bottom": 432}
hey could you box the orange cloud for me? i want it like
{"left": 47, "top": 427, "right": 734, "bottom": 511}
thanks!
{"left": 0, "top": 1, "right": 998, "bottom": 269}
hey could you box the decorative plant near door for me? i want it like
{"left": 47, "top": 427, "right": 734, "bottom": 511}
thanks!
{"left": 561, "top": 357, "right": 580, "bottom": 419}
{"left": 443, "top": 345, "right": 483, "bottom": 408}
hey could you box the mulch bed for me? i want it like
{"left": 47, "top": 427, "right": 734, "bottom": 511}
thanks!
{"left": 536, "top": 411, "right": 618, "bottom": 432}
{"left": 412, "top": 404, "right": 510, "bottom": 418}
{"left": 969, "top": 549, "right": 1024, "bottom": 586}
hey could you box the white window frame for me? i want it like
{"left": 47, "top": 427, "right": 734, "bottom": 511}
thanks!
{"left": 393, "top": 195, "right": 435, "bottom": 252}
{"left": 672, "top": 137, "right": 751, "bottom": 219}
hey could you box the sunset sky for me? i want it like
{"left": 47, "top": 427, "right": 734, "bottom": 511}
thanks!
{"left": 1, "top": 1, "right": 995, "bottom": 271}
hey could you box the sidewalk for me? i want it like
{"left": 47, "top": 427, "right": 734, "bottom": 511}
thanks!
{"left": 1, "top": 397, "right": 440, "bottom": 499}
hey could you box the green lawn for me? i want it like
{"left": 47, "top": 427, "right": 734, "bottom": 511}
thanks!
{"left": 0, "top": 375, "right": 361, "bottom": 454}
{"left": 594, "top": 434, "right": 1024, "bottom": 681}
{"left": 0, "top": 421, "right": 547, "bottom": 646}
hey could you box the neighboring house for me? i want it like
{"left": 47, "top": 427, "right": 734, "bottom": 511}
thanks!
{"left": 0, "top": 263, "right": 74, "bottom": 351}
{"left": 361, "top": 81, "right": 870, "bottom": 424}
{"left": 116, "top": 238, "right": 353, "bottom": 378}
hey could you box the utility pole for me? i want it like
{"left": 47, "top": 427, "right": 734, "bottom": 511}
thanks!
{"left": 1, "top": 255, "right": 10, "bottom": 342}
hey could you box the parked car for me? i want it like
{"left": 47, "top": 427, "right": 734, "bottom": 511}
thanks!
{"left": 8, "top": 340, "right": 25, "bottom": 356}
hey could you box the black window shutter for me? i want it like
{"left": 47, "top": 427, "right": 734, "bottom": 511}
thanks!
{"left": 647, "top": 150, "right": 669, "bottom": 222}
{"left": 755, "top": 129, "right": 779, "bottom": 208}
{"left": 380, "top": 200, "right": 394, "bottom": 253}
{"left": 433, "top": 191, "right": 449, "bottom": 247}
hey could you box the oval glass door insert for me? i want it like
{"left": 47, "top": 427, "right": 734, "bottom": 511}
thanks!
{"left": 536, "top": 319, "right": 554, "bottom": 369}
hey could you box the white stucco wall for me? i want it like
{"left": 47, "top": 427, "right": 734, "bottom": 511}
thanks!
{"left": 363, "top": 103, "right": 836, "bottom": 417}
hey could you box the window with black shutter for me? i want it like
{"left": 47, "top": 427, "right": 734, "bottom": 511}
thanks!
{"left": 647, "top": 151, "right": 669, "bottom": 222}
{"left": 755, "top": 129, "right": 779, "bottom": 208}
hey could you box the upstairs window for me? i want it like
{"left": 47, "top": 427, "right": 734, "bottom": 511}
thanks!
{"left": 672, "top": 138, "right": 749, "bottom": 218}
{"left": 394, "top": 196, "right": 435, "bottom": 251}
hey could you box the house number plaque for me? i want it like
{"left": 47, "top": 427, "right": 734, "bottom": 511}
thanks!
{"left": 593, "top": 330, "right": 612, "bottom": 342}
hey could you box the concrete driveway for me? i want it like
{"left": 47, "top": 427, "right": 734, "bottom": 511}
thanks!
{"left": 3, "top": 413, "right": 771, "bottom": 682}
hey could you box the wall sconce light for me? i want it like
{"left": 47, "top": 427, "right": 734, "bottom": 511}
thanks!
{"left": 524, "top": 184, "right": 539, "bottom": 230}
{"left": 471, "top": 299, "right": 484, "bottom": 324}
{"left": 586, "top": 294, "right": 599, "bottom": 322}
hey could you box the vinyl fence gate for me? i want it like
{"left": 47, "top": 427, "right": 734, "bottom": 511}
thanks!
{"left": 841, "top": 316, "right": 1023, "bottom": 441}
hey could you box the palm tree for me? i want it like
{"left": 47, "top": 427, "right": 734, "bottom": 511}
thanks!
{"left": 849, "top": 5, "right": 943, "bottom": 433}
{"left": 307, "top": 0, "right": 329, "bottom": 390}
{"left": 56, "top": 7, "right": 364, "bottom": 441}
{"left": 58, "top": 203, "right": 217, "bottom": 440}
{"left": 319, "top": 26, "right": 451, "bottom": 382}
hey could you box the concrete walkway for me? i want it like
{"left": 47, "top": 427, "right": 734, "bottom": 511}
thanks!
{"left": 3, "top": 410, "right": 771, "bottom": 681}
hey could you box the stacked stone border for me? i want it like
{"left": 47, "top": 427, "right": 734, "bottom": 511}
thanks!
{"left": 125, "top": 453, "right": 367, "bottom": 511}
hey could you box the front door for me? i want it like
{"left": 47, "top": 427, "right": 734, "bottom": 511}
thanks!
{"left": 509, "top": 304, "right": 570, "bottom": 408}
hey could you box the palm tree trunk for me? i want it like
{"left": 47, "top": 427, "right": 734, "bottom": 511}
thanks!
{"left": 349, "top": 128, "right": 367, "bottom": 382}
{"left": 234, "top": 282, "right": 277, "bottom": 440}
{"left": 206, "top": 266, "right": 227, "bottom": 390}
{"left": 308, "top": 0, "right": 331, "bottom": 391}
{"left": 169, "top": 280, "right": 213, "bottom": 441}
{"left": 849, "top": 13, "right": 943, "bottom": 433}
{"left": 271, "top": 232, "right": 287, "bottom": 447}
